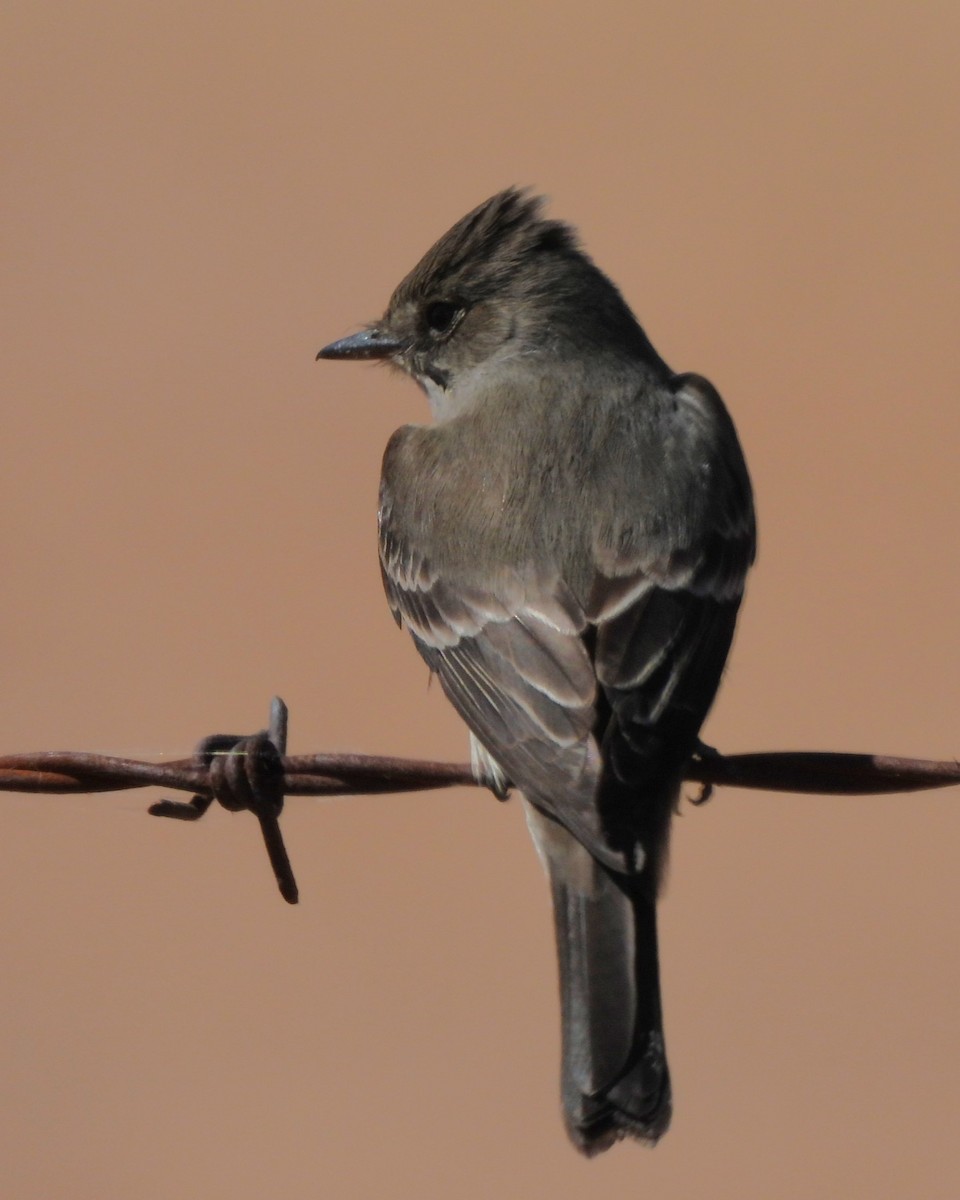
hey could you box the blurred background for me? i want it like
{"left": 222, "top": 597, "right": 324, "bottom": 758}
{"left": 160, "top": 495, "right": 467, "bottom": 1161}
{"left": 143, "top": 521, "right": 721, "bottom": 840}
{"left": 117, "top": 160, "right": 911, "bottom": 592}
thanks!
{"left": 3, "top": 3, "right": 960, "bottom": 1197}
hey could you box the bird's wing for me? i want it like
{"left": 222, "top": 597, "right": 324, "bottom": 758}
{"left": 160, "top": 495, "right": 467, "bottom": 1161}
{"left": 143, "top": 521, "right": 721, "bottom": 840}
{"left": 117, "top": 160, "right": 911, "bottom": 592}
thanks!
{"left": 378, "top": 525, "right": 614, "bottom": 861}
{"left": 582, "top": 373, "right": 755, "bottom": 870}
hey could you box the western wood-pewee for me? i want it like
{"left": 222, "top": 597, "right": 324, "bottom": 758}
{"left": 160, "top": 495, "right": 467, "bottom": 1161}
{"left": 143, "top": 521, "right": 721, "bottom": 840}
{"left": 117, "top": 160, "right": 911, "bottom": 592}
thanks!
{"left": 318, "top": 189, "right": 755, "bottom": 1153}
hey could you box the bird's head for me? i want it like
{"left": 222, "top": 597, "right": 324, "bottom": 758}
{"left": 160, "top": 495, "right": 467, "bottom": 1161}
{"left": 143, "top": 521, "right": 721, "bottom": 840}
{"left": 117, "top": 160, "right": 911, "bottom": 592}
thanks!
{"left": 318, "top": 188, "right": 656, "bottom": 414}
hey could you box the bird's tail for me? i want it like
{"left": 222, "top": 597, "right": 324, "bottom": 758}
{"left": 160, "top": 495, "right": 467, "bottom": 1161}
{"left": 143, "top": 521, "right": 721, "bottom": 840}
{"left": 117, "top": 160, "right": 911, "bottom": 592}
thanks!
{"left": 525, "top": 802, "right": 672, "bottom": 1155}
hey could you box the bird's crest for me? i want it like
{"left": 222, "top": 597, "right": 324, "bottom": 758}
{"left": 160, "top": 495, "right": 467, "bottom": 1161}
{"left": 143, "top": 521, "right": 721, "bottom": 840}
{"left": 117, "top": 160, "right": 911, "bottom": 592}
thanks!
{"left": 389, "top": 188, "right": 579, "bottom": 308}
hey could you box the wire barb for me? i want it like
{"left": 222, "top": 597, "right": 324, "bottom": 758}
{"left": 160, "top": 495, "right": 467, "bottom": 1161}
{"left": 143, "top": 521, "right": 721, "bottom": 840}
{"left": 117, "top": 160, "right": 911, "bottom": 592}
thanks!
{"left": 148, "top": 699, "right": 297, "bottom": 904}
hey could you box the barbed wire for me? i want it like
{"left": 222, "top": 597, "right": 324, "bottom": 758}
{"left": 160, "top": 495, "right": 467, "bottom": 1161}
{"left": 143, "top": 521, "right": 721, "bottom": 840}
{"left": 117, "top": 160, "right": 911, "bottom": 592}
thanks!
{"left": 2, "top": 697, "right": 958, "bottom": 903}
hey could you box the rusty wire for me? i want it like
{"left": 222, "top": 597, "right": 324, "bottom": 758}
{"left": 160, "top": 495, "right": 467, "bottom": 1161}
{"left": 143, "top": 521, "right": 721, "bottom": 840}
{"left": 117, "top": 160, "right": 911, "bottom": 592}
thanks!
{"left": 2, "top": 696, "right": 959, "bottom": 903}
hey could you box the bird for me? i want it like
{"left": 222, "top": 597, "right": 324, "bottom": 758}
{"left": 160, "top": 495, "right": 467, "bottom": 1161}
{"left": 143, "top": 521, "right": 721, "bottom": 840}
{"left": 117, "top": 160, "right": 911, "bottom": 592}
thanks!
{"left": 317, "top": 188, "right": 755, "bottom": 1154}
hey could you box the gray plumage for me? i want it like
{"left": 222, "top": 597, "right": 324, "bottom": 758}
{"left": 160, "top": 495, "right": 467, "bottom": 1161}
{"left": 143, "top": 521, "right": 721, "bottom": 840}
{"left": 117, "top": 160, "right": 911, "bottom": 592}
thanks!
{"left": 318, "top": 189, "right": 755, "bottom": 1153}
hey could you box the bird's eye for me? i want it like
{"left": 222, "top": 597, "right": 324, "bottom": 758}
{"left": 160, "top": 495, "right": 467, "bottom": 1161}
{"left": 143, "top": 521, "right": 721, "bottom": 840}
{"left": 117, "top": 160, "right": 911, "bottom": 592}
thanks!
{"left": 424, "top": 300, "right": 459, "bottom": 334}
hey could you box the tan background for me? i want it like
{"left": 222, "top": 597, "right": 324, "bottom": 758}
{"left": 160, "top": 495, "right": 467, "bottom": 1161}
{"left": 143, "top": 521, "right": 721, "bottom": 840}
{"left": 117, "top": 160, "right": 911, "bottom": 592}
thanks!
{"left": 3, "top": 3, "right": 960, "bottom": 1197}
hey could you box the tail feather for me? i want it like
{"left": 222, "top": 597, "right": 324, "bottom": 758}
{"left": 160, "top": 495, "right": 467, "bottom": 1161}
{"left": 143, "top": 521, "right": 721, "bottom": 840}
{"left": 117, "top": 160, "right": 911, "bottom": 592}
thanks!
{"left": 526, "top": 801, "right": 671, "bottom": 1154}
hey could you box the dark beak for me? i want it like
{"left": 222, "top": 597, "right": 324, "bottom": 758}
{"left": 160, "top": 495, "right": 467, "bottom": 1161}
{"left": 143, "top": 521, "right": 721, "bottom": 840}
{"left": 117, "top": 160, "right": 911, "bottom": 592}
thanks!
{"left": 316, "top": 328, "right": 403, "bottom": 361}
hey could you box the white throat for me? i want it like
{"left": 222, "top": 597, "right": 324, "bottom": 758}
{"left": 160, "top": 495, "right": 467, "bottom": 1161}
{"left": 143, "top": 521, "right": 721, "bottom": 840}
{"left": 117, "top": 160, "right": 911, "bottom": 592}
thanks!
{"left": 418, "top": 373, "right": 448, "bottom": 420}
